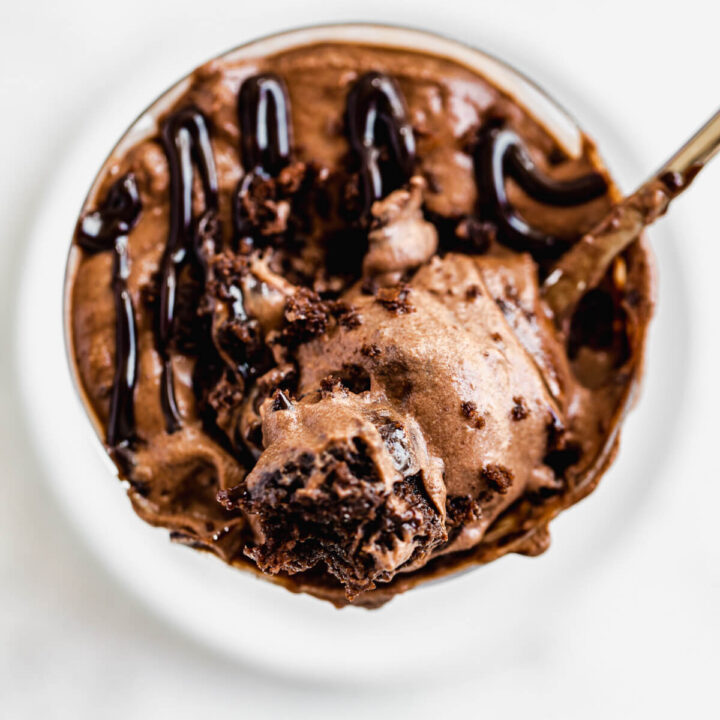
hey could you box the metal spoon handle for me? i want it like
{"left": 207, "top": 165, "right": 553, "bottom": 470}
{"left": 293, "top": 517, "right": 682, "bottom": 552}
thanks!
{"left": 543, "top": 107, "right": 720, "bottom": 324}
{"left": 658, "top": 107, "right": 720, "bottom": 176}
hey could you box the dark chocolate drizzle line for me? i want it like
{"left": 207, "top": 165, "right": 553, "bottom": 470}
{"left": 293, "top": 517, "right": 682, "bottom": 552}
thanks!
{"left": 77, "top": 174, "right": 142, "bottom": 447}
{"left": 159, "top": 107, "right": 219, "bottom": 433}
{"left": 228, "top": 72, "right": 294, "bottom": 365}
{"left": 231, "top": 72, "right": 292, "bottom": 369}
{"left": 235, "top": 73, "right": 292, "bottom": 244}
{"left": 228, "top": 74, "right": 292, "bottom": 386}
{"left": 239, "top": 73, "right": 292, "bottom": 176}
{"left": 474, "top": 127, "right": 608, "bottom": 258}
{"left": 346, "top": 71, "right": 416, "bottom": 216}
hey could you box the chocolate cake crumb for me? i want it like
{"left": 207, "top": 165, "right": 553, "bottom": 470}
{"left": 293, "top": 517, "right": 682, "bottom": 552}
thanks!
{"left": 206, "top": 252, "right": 251, "bottom": 299}
{"left": 511, "top": 396, "right": 529, "bottom": 421}
{"left": 236, "top": 161, "right": 308, "bottom": 238}
{"left": 221, "top": 438, "right": 445, "bottom": 598}
{"left": 446, "top": 494, "right": 482, "bottom": 531}
{"left": 208, "top": 375, "right": 245, "bottom": 415}
{"left": 375, "top": 284, "right": 414, "bottom": 314}
{"left": 461, "top": 401, "right": 486, "bottom": 429}
{"left": 278, "top": 288, "right": 330, "bottom": 346}
{"left": 480, "top": 464, "right": 514, "bottom": 494}
{"left": 320, "top": 375, "right": 342, "bottom": 395}
{"left": 465, "top": 284, "right": 482, "bottom": 300}
{"left": 330, "top": 301, "right": 362, "bottom": 329}
{"left": 213, "top": 311, "right": 271, "bottom": 381}
{"left": 361, "top": 343, "right": 382, "bottom": 358}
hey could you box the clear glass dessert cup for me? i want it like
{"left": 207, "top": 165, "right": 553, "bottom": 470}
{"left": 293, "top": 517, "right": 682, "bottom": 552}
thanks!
{"left": 63, "top": 22, "right": 650, "bottom": 599}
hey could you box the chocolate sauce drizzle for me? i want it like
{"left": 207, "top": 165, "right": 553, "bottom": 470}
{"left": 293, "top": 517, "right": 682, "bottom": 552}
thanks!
{"left": 158, "top": 107, "right": 220, "bottom": 433}
{"left": 77, "top": 174, "right": 142, "bottom": 447}
{"left": 239, "top": 73, "right": 292, "bottom": 177}
{"left": 235, "top": 73, "right": 292, "bottom": 243}
{"left": 474, "top": 127, "right": 607, "bottom": 258}
{"left": 346, "top": 72, "right": 416, "bottom": 216}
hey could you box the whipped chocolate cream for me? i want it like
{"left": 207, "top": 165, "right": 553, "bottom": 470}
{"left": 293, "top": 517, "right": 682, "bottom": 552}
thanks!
{"left": 67, "top": 40, "right": 653, "bottom": 607}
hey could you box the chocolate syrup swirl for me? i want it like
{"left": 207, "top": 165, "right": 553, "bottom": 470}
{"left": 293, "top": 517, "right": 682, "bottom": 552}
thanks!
{"left": 76, "top": 174, "right": 142, "bottom": 447}
{"left": 239, "top": 73, "right": 292, "bottom": 176}
{"left": 235, "top": 73, "right": 292, "bottom": 243}
{"left": 346, "top": 72, "right": 416, "bottom": 216}
{"left": 158, "top": 107, "right": 220, "bottom": 433}
{"left": 474, "top": 127, "right": 607, "bottom": 258}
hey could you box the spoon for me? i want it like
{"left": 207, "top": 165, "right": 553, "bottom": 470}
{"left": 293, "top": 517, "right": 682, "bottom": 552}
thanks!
{"left": 542, "top": 108, "right": 720, "bottom": 325}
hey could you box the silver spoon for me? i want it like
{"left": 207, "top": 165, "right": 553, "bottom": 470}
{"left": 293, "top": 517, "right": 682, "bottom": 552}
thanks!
{"left": 543, "top": 108, "right": 720, "bottom": 325}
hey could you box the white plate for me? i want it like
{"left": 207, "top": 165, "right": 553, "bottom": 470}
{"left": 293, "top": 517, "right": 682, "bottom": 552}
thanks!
{"left": 15, "top": 26, "right": 691, "bottom": 684}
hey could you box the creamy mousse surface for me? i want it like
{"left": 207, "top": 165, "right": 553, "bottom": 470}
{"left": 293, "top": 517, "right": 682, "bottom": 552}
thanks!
{"left": 68, "top": 41, "right": 653, "bottom": 607}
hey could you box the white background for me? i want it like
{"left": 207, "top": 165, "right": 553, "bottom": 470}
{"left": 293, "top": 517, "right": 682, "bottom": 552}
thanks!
{"left": 2, "top": 1, "right": 719, "bottom": 718}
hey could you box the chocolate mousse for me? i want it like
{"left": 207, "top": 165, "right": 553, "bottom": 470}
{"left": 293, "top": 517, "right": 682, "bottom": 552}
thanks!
{"left": 67, "top": 40, "right": 653, "bottom": 607}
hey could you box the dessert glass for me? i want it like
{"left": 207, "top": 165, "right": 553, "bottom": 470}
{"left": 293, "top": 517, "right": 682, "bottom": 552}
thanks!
{"left": 59, "top": 22, "right": 654, "bottom": 676}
